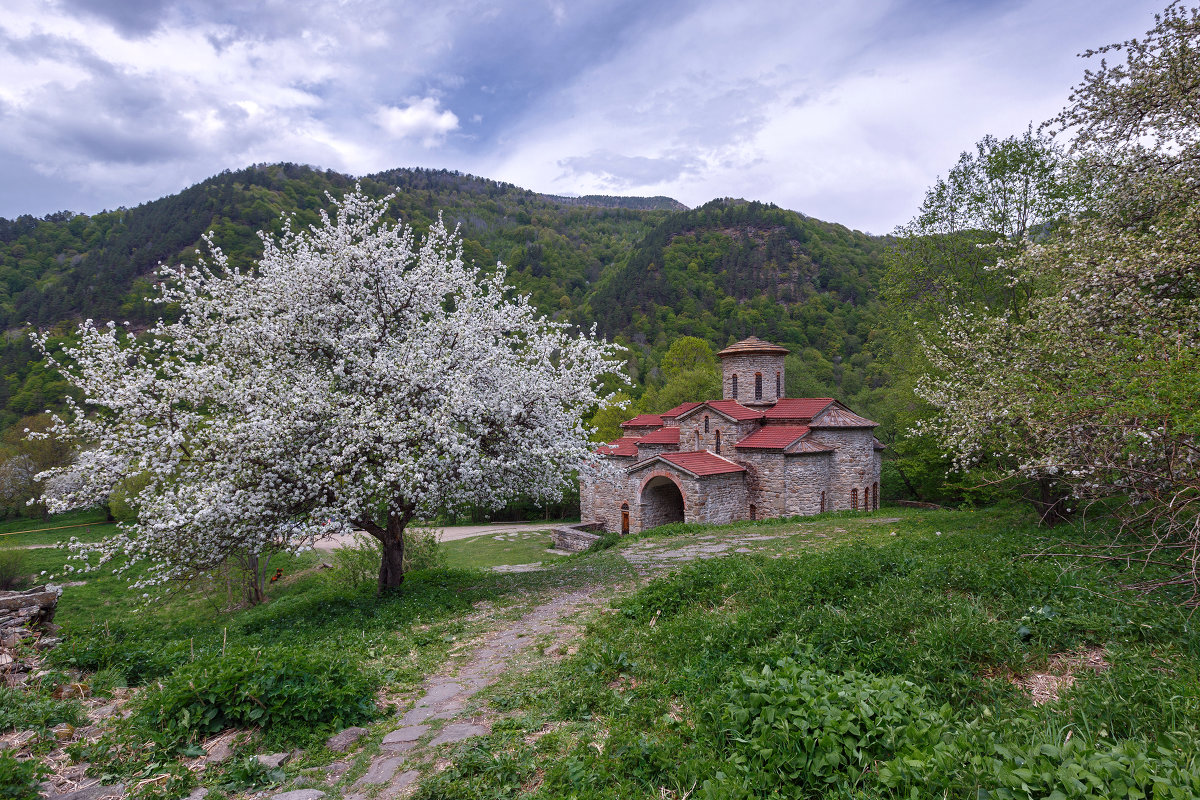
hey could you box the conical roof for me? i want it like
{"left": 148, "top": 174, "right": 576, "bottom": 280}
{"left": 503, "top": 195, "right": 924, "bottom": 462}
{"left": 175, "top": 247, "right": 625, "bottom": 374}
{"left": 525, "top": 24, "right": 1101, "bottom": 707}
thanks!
{"left": 716, "top": 336, "right": 790, "bottom": 358}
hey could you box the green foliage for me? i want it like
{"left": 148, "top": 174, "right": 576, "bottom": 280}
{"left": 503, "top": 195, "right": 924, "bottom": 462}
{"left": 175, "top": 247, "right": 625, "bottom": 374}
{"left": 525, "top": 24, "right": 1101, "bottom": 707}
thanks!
{"left": 136, "top": 644, "right": 379, "bottom": 740}
{"left": 411, "top": 739, "right": 535, "bottom": 800}
{"left": 706, "top": 661, "right": 950, "bottom": 798}
{"left": 0, "top": 687, "right": 85, "bottom": 732}
{"left": 487, "top": 509, "right": 1200, "bottom": 799}
{"left": 218, "top": 755, "right": 286, "bottom": 792}
{"left": 0, "top": 751, "right": 49, "bottom": 800}
{"left": 0, "top": 548, "right": 28, "bottom": 589}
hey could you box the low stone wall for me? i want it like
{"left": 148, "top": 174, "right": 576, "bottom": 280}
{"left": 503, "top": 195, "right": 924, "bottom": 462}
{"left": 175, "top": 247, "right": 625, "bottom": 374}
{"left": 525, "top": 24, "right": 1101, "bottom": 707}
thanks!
{"left": 552, "top": 522, "right": 603, "bottom": 553}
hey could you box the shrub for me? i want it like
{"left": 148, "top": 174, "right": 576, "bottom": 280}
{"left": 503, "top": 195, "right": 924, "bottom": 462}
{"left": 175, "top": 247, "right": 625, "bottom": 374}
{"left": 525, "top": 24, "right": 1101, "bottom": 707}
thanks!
{"left": 404, "top": 527, "right": 445, "bottom": 572}
{"left": 136, "top": 644, "right": 379, "bottom": 741}
{"left": 0, "top": 751, "right": 48, "bottom": 800}
{"left": 0, "top": 687, "right": 85, "bottom": 732}
{"left": 704, "top": 659, "right": 951, "bottom": 799}
{"left": 0, "top": 549, "right": 29, "bottom": 590}
{"left": 330, "top": 529, "right": 444, "bottom": 588}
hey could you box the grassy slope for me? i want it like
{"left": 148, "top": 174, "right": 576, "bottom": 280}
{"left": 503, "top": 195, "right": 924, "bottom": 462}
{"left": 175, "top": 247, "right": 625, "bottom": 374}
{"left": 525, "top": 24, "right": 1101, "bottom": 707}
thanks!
{"left": 3, "top": 506, "right": 1200, "bottom": 799}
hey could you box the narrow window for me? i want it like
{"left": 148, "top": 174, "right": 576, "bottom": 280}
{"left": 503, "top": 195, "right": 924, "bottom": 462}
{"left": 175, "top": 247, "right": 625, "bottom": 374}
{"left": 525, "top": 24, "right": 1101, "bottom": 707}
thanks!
{"left": 873, "top": 482, "right": 879, "bottom": 510}
{"left": 776, "top": 371, "right": 781, "bottom": 397}
{"left": 695, "top": 431, "right": 700, "bottom": 450}
{"left": 704, "top": 415, "right": 710, "bottom": 433}
{"left": 715, "top": 429, "right": 721, "bottom": 452}
{"left": 851, "top": 488, "right": 858, "bottom": 510}
{"left": 621, "top": 502, "right": 630, "bottom": 535}
{"left": 820, "top": 491, "right": 826, "bottom": 513}
{"left": 749, "top": 503, "right": 757, "bottom": 521}
{"left": 732, "top": 374, "right": 738, "bottom": 398}
{"left": 755, "top": 372, "right": 763, "bottom": 400}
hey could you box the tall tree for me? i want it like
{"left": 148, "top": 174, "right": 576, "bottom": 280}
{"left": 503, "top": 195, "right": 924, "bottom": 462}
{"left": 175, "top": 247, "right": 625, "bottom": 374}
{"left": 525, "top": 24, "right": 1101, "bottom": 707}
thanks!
{"left": 917, "top": 3, "right": 1200, "bottom": 599}
{"left": 36, "top": 189, "right": 621, "bottom": 596}
{"left": 881, "top": 128, "right": 1081, "bottom": 510}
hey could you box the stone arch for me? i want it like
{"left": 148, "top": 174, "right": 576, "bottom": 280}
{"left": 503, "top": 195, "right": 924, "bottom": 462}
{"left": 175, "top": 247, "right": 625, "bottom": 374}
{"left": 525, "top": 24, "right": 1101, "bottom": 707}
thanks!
{"left": 639, "top": 471, "right": 686, "bottom": 529}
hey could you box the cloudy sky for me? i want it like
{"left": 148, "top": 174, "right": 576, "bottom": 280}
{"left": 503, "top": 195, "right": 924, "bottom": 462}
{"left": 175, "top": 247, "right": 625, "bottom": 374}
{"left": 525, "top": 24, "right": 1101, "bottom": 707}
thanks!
{"left": 0, "top": 0, "right": 1166, "bottom": 233}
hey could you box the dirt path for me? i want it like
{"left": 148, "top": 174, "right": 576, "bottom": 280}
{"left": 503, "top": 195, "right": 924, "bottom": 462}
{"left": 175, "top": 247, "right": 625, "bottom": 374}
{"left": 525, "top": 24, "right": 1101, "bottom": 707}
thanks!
{"left": 314, "top": 521, "right": 560, "bottom": 551}
{"left": 334, "top": 587, "right": 599, "bottom": 797}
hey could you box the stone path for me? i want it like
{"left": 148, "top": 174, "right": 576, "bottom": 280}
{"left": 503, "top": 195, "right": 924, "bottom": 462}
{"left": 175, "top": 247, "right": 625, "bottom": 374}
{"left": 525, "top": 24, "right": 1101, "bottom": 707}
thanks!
{"left": 337, "top": 587, "right": 599, "bottom": 798}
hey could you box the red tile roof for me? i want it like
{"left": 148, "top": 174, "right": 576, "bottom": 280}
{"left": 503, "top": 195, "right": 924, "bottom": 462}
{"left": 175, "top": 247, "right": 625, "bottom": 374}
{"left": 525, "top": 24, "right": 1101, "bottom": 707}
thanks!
{"left": 637, "top": 427, "right": 680, "bottom": 445}
{"left": 660, "top": 401, "right": 702, "bottom": 418}
{"left": 596, "top": 438, "right": 640, "bottom": 457}
{"left": 736, "top": 425, "right": 811, "bottom": 450}
{"left": 811, "top": 406, "right": 878, "bottom": 428}
{"left": 660, "top": 451, "right": 747, "bottom": 476}
{"left": 620, "top": 414, "right": 664, "bottom": 429}
{"left": 764, "top": 398, "right": 834, "bottom": 421}
{"left": 717, "top": 336, "right": 790, "bottom": 358}
{"left": 701, "top": 399, "right": 765, "bottom": 421}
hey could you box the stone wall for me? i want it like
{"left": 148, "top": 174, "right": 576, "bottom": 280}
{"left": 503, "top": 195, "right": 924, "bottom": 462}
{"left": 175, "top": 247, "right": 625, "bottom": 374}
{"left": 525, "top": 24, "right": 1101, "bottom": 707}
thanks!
{"left": 686, "top": 471, "right": 749, "bottom": 525}
{"left": 736, "top": 450, "right": 787, "bottom": 517}
{"left": 807, "top": 428, "right": 879, "bottom": 511}
{"left": 677, "top": 413, "right": 759, "bottom": 455}
{"left": 785, "top": 454, "right": 832, "bottom": 515}
{"left": 551, "top": 523, "right": 603, "bottom": 552}
{"left": 721, "top": 352, "right": 786, "bottom": 405}
{"left": 580, "top": 456, "right": 635, "bottom": 531}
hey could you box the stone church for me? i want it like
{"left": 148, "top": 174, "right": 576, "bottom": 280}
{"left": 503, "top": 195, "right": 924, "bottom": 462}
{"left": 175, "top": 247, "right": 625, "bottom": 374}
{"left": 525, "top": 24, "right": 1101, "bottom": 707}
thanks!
{"left": 580, "top": 337, "right": 883, "bottom": 535}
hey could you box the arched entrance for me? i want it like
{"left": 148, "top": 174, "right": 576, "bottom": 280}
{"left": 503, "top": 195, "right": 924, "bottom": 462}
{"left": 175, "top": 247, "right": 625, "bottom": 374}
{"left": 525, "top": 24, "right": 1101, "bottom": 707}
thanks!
{"left": 640, "top": 474, "right": 685, "bottom": 529}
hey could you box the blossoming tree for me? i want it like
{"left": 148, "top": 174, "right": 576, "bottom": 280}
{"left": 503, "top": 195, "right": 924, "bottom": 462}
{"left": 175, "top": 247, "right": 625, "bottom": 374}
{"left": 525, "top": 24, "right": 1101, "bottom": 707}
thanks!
{"left": 35, "top": 188, "right": 621, "bottom": 596}
{"left": 915, "top": 4, "right": 1200, "bottom": 599}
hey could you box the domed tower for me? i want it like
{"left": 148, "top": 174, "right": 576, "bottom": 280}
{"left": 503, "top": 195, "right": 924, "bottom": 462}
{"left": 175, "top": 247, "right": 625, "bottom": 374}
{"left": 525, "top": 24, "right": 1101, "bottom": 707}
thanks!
{"left": 718, "top": 336, "right": 789, "bottom": 406}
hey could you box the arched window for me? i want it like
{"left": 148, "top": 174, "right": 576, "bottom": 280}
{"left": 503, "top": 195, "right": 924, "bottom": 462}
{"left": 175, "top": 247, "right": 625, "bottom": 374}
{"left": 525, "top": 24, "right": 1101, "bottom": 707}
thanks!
{"left": 864, "top": 485, "right": 870, "bottom": 512}
{"left": 851, "top": 488, "right": 858, "bottom": 510}
{"left": 749, "top": 503, "right": 757, "bottom": 521}
{"left": 820, "top": 491, "right": 826, "bottom": 513}
{"left": 715, "top": 429, "right": 721, "bottom": 452}
{"left": 621, "top": 502, "right": 630, "bottom": 535}
{"left": 694, "top": 431, "right": 701, "bottom": 450}
{"left": 755, "top": 372, "right": 763, "bottom": 400}
{"left": 873, "top": 482, "right": 879, "bottom": 510}
{"left": 732, "top": 374, "right": 738, "bottom": 398}
{"left": 776, "top": 371, "right": 781, "bottom": 397}
{"left": 704, "top": 415, "right": 710, "bottom": 433}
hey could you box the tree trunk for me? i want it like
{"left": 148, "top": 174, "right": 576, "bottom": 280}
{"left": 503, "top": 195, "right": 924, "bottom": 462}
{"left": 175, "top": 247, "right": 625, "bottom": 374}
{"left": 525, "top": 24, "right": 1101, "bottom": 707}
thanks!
{"left": 356, "top": 507, "right": 414, "bottom": 596}
{"left": 378, "top": 510, "right": 410, "bottom": 595}
{"left": 1032, "top": 478, "right": 1072, "bottom": 527}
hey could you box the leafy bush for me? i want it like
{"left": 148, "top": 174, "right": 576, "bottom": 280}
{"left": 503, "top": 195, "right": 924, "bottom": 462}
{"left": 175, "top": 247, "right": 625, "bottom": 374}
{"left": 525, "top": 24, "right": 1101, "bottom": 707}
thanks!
{"left": 329, "top": 528, "right": 444, "bottom": 588}
{"left": 0, "top": 687, "right": 85, "bottom": 731}
{"left": 0, "top": 548, "right": 29, "bottom": 590}
{"left": 136, "top": 644, "right": 378, "bottom": 741}
{"left": 404, "top": 527, "right": 445, "bottom": 572}
{"left": 705, "top": 659, "right": 951, "bottom": 798}
{"left": 219, "top": 755, "right": 285, "bottom": 792}
{"left": 328, "top": 533, "right": 380, "bottom": 588}
{"left": 0, "top": 751, "right": 48, "bottom": 800}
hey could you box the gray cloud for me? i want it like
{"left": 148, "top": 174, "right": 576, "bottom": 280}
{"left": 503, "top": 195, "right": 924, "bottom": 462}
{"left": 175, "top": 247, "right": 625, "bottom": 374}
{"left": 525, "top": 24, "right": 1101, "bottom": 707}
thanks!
{"left": 0, "top": 0, "right": 1175, "bottom": 230}
{"left": 558, "top": 151, "right": 702, "bottom": 189}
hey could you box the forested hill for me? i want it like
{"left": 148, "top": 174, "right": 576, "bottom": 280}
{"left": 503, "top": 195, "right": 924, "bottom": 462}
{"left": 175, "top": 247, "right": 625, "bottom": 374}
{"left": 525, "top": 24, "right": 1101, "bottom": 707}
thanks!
{"left": 0, "top": 163, "right": 674, "bottom": 330}
{"left": 581, "top": 198, "right": 889, "bottom": 396}
{"left": 0, "top": 163, "right": 888, "bottom": 432}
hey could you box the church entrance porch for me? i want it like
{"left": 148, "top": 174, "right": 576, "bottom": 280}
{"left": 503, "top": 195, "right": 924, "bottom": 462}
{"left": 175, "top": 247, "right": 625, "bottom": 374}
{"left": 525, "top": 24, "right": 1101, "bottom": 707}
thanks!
{"left": 640, "top": 475, "right": 685, "bottom": 529}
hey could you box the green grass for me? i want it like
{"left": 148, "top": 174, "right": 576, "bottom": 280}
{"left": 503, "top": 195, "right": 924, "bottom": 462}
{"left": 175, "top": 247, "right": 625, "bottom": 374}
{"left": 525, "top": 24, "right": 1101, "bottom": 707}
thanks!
{"left": 0, "top": 509, "right": 115, "bottom": 549}
{"left": 9, "top": 504, "right": 1200, "bottom": 799}
{"left": 441, "top": 530, "right": 567, "bottom": 570}
{"left": 418, "top": 505, "right": 1200, "bottom": 799}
